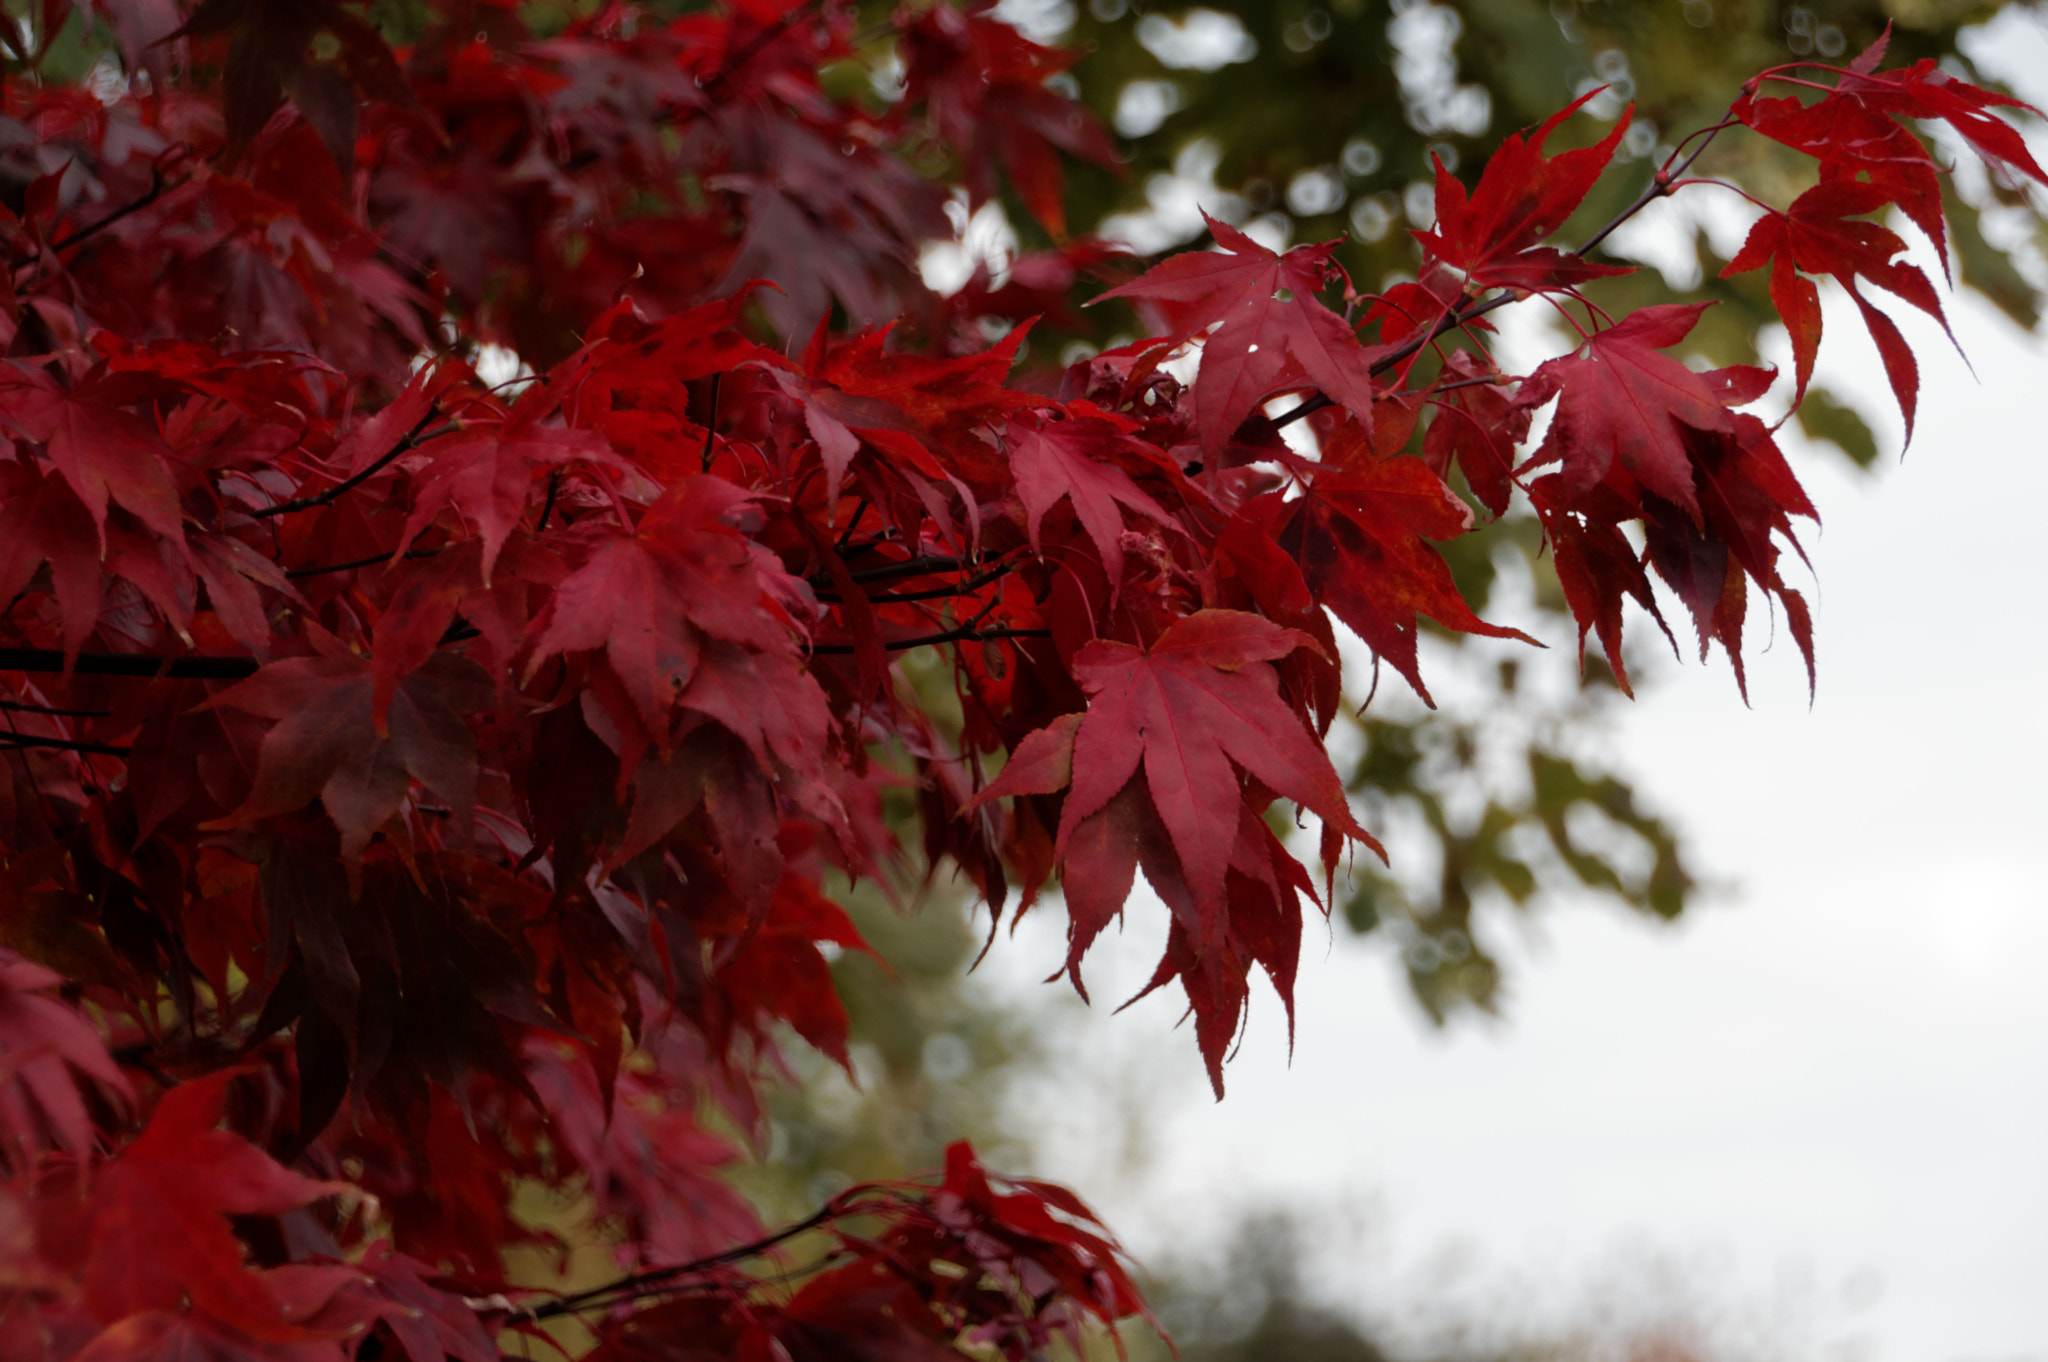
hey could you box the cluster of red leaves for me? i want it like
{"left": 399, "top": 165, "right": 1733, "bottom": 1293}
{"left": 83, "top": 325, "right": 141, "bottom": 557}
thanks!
{"left": 0, "top": 1, "right": 2035, "bottom": 1358}
{"left": 582, "top": 1143, "right": 1146, "bottom": 1362}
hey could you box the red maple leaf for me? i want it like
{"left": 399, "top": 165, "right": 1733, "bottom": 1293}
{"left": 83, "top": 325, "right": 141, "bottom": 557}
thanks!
{"left": 971, "top": 612, "right": 1370, "bottom": 942}
{"left": 0, "top": 364, "right": 187, "bottom": 547}
{"left": 1006, "top": 407, "right": 1181, "bottom": 587}
{"left": 1723, "top": 179, "right": 1954, "bottom": 437}
{"left": 524, "top": 477, "right": 813, "bottom": 749}
{"left": 895, "top": 2, "right": 1121, "bottom": 238}
{"left": 0, "top": 948, "right": 133, "bottom": 1164}
{"left": 525, "top": 1039, "right": 763, "bottom": 1266}
{"left": 1096, "top": 214, "right": 1387, "bottom": 456}
{"left": 1414, "top": 87, "right": 1635, "bottom": 293}
{"left": 1512, "top": 302, "right": 1753, "bottom": 520}
{"left": 399, "top": 416, "right": 617, "bottom": 586}
{"left": 1256, "top": 440, "right": 1535, "bottom": 705}
{"left": 1421, "top": 350, "right": 1531, "bottom": 519}
{"left": 45, "top": 1071, "right": 342, "bottom": 1341}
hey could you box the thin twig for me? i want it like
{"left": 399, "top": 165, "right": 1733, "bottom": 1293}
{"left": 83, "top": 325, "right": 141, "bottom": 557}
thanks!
{"left": 249, "top": 413, "right": 450, "bottom": 519}
{"left": 0, "top": 699, "right": 111, "bottom": 717}
{"left": 11, "top": 169, "right": 186, "bottom": 269}
{"left": 0, "top": 734, "right": 131, "bottom": 757}
{"left": 0, "top": 649, "right": 259, "bottom": 679}
{"left": 535, "top": 472, "right": 563, "bottom": 534}
{"left": 810, "top": 626, "right": 1049, "bottom": 657}
{"left": 701, "top": 372, "right": 722, "bottom": 474}
{"left": 510, "top": 1200, "right": 845, "bottom": 1323}
{"left": 283, "top": 546, "right": 443, "bottom": 580}
{"left": 829, "top": 555, "right": 965, "bottom": 587}
{"left": 1273, "top": 106, "right": 1739, "bottom": 433}
{"left": 815, "top": 560, "right": 1014, "bottom": 606}
{"left": 702, "top": 0, "right": 822, "bottom": 92}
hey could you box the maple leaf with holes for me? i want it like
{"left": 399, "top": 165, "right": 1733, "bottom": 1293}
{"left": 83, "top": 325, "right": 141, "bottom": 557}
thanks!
{"left": 1722, "top": 179, "right": 1955, "bottom": 437}
{"left": 1253, "top": 433, "right": 1535, "bottom": 705}
{"left": 1096, "top": 214, "right": 1388, "bottom": 456}
{"left": 1414, "top": 88, "right": 1636, "bottom": 293}
{"left": 204, "top": 651, "right": 489, "bottom": 863}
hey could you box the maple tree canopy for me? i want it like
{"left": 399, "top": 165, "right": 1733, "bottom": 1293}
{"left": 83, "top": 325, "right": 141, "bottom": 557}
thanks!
{"left": 0, "top": 1, "right": 2038, "bottom": 1359}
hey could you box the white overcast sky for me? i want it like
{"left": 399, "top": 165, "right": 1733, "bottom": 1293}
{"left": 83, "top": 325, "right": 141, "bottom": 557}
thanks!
{"left": 965, "top": 9, "right": 2048, "bottom": 1361}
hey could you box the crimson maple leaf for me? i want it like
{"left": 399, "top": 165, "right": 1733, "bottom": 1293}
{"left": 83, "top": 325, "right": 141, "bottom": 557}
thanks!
{"left": 969, "top": 612, "right": 1372, "bottom": 967}
{"left": 0, "top": 948, "right": 133, "bottom": 1164}
{"left": 524, "top": 477, "right": 814, "bottom": 750}
{"left": 895, "top": 2, "right": 1122, "bottom": 238}
{"left": 338, "top": 1242, "right": 501, "bottom": 1362}
{"left": 1736, "top": 36, "right": 2048, "bottom": 272}
{"left": 0, "top": 364, "right": 187, "bottom": 546}
{"left": 399, "top": 416, "right": 616, "bottom": 586}
{"left": 1528, "top": 475, "right": 1672, "bottom": 697}
{"left": 205, "top": 650, "right": 489, "bottom": 863}
{"left": 44, "top": 1070, "right": 342, "bottom": 1341}
{"left": 1414, "top": 87, "right": 1635, "bottom": 293}
{"left": 1422, "top": 350, "right": 1531, "bottom": 519}
{"left": 1255, "top": 440, "right": 1535, "bottom": 705}
{"left": 1007, "top": 408, "right": 1181, "bottom": 587}
{"left": 0, "top": 462, "right": 106, "bottom": 664}
{"left": 525, "top": 1039, "right": 762, "bottom": 1267}
{"left": 1096, "top": 214, "right": 1387, "bottom": 457}
{"left": 1722, "top": 179, "right": 1954, "bottom": 437}
{"left": 1512, "top": 303, "right": 1758, "bottom": 520}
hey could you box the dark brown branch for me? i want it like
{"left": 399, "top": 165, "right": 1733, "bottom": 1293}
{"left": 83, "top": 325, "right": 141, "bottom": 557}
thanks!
{"left": 0, "top": 699, "right": 111, "bottom": 717}
{"left": 535, "top": 472, "right": 563, "bottom": 534}
{"left": 249, "top": 414, "right": 450, "bottom": 519}
{"left": 11, "top": 169, "right": 186, "bottom": 269}
{"left": 809, "top": 626, "right": 1049, "bottom": 657}
{"left": 0, "top": 734, "right": 131, "bottom": 757}
{"left": 701, "top": 372, "right": 721, "bottom": 474}
{"left": 815, "top": 561, "right": 1015, "bottom": 605}
{"left": 283, "top": 546, "right": 443, "bottom": 580}
{"left": 510, "top": 1199, "right": 846, "bottom": 1323}
{"left": 831, "top": 555, "right": 965, "bottom": 587}
{"left": 0, "top": 649, "right": 259, "bottom": 679}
